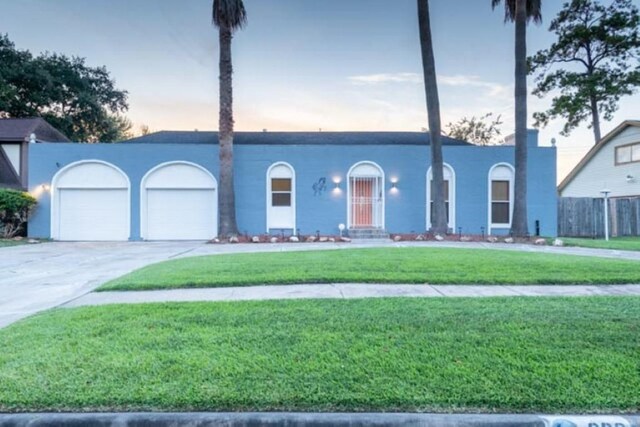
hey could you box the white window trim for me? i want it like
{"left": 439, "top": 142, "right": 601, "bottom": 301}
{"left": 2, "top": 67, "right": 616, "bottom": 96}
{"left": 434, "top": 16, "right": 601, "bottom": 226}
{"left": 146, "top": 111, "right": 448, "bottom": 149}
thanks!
{"left": 346, "top": 161, "right": 385, "bottom": 229}
{"left": 50, "top": 159, "right": 131, "bottom": 240}
{"left": 426, "top": 163, "right": 456, "bottom": 231}
{"left": 266, "top": 161, "right": 296, "bottom": 232}
{"left": 140, "top": 161, "right": 218, "bottom": 240}
{"left": 487, "top": 162, "right": 515, "bottom": 232}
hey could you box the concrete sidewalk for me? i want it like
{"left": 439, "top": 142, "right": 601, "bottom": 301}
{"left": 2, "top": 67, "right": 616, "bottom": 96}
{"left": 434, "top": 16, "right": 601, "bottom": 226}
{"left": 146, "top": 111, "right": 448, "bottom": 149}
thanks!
{"left": 63, "top": 283, "right": 640, "bottom": 307}
{"left": 1, "top": 412, "right": 638, "bottom": 427}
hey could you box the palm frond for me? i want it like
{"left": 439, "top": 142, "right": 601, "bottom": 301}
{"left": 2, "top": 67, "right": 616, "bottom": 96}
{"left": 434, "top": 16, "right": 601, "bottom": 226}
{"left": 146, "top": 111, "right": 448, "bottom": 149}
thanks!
{"left": 492, "top": 0, "right": 542, "bottom": 24}
{"left": 212, "top": 0, "right": 247, "bottom": 31}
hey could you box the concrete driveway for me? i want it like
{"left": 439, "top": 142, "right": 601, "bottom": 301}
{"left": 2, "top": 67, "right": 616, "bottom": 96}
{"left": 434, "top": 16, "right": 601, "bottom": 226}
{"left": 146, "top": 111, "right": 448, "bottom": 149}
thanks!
{"left": 0, "top": 242, "right": 206, "bottom": 328}
{"left": 2, "top": 240, "right": 640, "bottom": 329}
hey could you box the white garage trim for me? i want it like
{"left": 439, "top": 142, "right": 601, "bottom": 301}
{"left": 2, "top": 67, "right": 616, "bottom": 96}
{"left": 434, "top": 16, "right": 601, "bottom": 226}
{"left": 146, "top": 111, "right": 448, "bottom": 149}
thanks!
{"left": 51, "top": 160, "right": 131, "bottom": 241}
{"left": 141, "top": 161, "right": 218, "bottom": 240}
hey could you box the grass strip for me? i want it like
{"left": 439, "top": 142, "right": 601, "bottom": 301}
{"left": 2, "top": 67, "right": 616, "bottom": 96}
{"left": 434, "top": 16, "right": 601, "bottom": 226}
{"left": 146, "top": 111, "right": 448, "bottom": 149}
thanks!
{"left": 99, "top": 247, "right": 640, "bottom": 291}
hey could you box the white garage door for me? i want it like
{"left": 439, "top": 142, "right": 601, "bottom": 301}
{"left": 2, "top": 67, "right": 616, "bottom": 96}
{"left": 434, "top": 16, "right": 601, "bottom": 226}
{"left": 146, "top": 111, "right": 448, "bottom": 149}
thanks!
{"left": 59, "top": 189, "right": 129, "bottom": 241}
{"left": 146, "top": 189, "right": 216, "bottom": 240}
{"left": 52, "top": 161, "right": 130, "bottom": 241}
{"left": 142, "top": 162, "right": 218, "bottom": 240}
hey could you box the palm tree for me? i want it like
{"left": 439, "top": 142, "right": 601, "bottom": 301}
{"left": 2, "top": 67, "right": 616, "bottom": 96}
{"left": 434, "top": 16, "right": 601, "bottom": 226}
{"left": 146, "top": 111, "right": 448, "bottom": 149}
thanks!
{"left": 492, "top": 0, "right": 541, "bottom": 237}
{"left": 212, "top": 0, "right": 247, "bottom": 237}
{"left": 418, "top": 0, "right": 447, "bottom": 235}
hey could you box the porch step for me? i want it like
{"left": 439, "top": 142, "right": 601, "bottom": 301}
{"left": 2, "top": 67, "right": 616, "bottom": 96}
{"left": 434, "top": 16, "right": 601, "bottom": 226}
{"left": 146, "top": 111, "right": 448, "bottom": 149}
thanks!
{"left": 347, "top": 228, "right": 390, "bottom": 239}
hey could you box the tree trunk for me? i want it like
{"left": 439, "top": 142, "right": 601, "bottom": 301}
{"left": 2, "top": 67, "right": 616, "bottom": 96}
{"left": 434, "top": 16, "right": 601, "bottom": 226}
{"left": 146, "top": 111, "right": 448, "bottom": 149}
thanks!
{"left": 590, "top": 95, "right": 602, "bottom": 144}
{"left": 418, "top": 0, "right": 447, "bottom": 235}
{"left": 511, "top": 0, "right": 529, "bottom": 238}
{"left": 218, "top": 25, "right": 239, "bottom": 237}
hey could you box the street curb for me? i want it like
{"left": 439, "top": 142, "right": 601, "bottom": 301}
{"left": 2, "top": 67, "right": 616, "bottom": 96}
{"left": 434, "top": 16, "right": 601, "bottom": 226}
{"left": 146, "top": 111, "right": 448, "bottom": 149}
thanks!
{"left": 0, "top": 413, "right": 638, "bottom": 427}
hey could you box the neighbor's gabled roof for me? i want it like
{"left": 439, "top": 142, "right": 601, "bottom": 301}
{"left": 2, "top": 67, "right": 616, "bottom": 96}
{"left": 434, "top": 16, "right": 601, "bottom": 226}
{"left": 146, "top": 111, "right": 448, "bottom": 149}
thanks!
{"left": 558, "top": 120, "right": 640, "bottom": 193}
{"left": 123, "top": 131, "right": 472, "bottom": 146}
{"left": 0, "top": 146, "right": 21, "bottom": 189}
{"left": 0, "top": 118, "right": 70, "bottom": 142}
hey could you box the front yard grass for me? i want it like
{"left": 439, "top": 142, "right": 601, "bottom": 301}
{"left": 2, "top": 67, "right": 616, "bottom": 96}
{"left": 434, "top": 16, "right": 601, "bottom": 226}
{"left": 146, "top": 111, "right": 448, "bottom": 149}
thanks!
{"left": 100, "top": 247, "right": 640, "bottom": 291}
{"left": 562, "top": 236, "right": 640, "bottom": 252}
{"left": 0, "top": 297, "right": 638, "bottom": 413}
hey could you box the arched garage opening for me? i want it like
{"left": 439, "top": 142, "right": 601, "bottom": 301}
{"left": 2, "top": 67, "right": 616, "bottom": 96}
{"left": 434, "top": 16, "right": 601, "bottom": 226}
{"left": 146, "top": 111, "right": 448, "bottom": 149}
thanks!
{"left": 51, "top": 160, "right": 130, "bottom": 241}
{"left": 141, "top": 162, "right": 218, "bottom": 240}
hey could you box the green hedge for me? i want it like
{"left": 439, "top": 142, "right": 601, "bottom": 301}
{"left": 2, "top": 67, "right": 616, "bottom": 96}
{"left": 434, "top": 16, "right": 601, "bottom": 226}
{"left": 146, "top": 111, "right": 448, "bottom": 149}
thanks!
{"left": 0, "top": 189, "right": 37, "bottom": 238}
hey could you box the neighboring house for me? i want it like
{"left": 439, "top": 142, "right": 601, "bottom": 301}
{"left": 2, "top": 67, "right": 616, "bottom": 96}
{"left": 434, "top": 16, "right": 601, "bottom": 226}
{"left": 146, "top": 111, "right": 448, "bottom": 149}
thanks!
{"left": 559, "top": 120, "right": 640, "bottom": 198}
{"left": 0, "top": 118, "right": 70, "bottom": 190}
{"left": 27, "top": 130, "right": 557, "bottom": 241}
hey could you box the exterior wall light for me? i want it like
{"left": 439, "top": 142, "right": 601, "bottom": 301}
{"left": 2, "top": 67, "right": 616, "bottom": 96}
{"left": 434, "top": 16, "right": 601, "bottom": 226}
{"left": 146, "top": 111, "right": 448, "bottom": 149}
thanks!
{"left": 390, "top": 177, "right": 399, "bottom": 192}
{"left": 41, "top": 184, "right": 50, "bottom": 191}
{"left": 333, "top": 177, "right": 342, "bottom": 192}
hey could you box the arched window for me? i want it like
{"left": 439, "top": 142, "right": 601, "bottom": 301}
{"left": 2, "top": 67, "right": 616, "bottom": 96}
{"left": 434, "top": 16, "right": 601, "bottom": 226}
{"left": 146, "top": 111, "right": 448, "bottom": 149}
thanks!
{"left": 267, "top": 162, "right": 296, "bottom": 231}
{"left": 488, "top": 163, "right": 514, "bottom": 231}
{"left": 427, "top": 164, "right": 455, "bottom": 231}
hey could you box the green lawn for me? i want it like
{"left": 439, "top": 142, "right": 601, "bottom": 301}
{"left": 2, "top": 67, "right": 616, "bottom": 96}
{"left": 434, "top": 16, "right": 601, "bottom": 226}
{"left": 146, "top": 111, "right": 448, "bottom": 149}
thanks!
{"left": 0, "top": 297, "right": 638, "bottom": 413}
{"left": 100, "top": 247, "right": 640, "bottom": 291}
{"left": 562, "top": 237, "right": 640, "bottom": 252}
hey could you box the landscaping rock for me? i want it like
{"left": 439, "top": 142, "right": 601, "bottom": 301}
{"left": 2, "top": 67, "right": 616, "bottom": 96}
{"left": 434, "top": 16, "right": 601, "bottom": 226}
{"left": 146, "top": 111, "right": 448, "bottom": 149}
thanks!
{"left": 460, "top": 236, "right": 472, "bottom": 242}
{"left": 251, "top": 236, "right": 260, "bottom": 243}
{"left": 12, "top": 236, "right": 23, "bottom": 241}
{"left": 393, "top": 235, "right": 402, "bottom": 242}
{"left": 27, "top": 239, "right": 39, "bottom": 244}
{"left": 415, "top": 234, "right": 425, "bottom": 241}
{"left": 306, "top": 236, "right": 317, "bottom": 243}
{"left": 289, "top": 236, "right": 300, "bottom": 243}
{"left": 270, "top": 237, "right": 278, "bottom": 244}
{"left": 339, "top": 237, "right": 351, "bottom": 243}
{"left": 534, "top": 238, "right": 546, "bottom": 245}
{"left": 553, "top": 238, "right": 564, "bottom": 247}
{"left": 487, "top": 236, "right": 499, "bottom": 243}
{"left": 210, "top": 238, "right": 220, "bottom": 244}
{"left": 319, "top": 237, "right": 328, "bottom": 242}
{"left": 434, "top": 234, "right": 444, "bottom": 241}
{"left": 228, "top": 236, "right": 239, "bottom": 244}
{"left": 504, "top": 237, "right": 514, "bottom": 244}
{"left": 328, "top": 238, "right": 336, "bottom": 242}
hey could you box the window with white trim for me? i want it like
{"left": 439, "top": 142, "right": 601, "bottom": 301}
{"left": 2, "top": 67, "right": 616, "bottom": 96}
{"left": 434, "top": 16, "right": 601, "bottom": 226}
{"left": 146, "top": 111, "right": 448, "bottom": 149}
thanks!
{"left": 489, "top": 164, "right": 514, "bottom": 228}
{"left": 427, "top": 164, "right": 455, "bottom": 230}
{"left": 615, "top": 142, "right": 640, "bottom": 165}
{"left": 271, "top": 178, "right": 292, "bottom": 207}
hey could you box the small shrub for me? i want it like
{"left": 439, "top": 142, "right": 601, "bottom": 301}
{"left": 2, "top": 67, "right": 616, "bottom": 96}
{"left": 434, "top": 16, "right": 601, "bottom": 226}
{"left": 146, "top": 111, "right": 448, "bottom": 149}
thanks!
{"left": 0, "top": 189, "right": 37, "bottom": 238}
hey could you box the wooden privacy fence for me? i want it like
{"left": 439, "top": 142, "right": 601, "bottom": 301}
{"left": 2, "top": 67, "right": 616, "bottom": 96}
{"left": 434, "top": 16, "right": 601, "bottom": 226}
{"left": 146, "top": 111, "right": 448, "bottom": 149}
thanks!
{"left": 558, "top": 197, "right": 640, "bottom": 237}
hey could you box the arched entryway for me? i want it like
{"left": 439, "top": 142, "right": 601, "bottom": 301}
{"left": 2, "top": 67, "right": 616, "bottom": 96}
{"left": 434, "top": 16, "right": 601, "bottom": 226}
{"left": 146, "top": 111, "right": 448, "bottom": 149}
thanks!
{"left": 347, "top": 161, "right": 385, "bottom": 229}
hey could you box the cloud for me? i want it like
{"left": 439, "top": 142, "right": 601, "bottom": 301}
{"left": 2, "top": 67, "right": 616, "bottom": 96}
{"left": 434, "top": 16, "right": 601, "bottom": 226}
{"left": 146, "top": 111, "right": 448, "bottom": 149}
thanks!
{"left": 348, "top": 73, "right": 422, "bottom": 85}
{"left": 438, "top": 74, "right": 511, "bottom": 99}
{"left": 348, "top": 72, "right": 511, "bottom": 99}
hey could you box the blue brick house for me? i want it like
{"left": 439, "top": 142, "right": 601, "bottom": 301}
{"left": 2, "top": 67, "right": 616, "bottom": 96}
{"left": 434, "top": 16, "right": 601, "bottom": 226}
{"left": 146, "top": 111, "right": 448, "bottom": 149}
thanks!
{"left": 27, "top": 130, "right": 557, "bottom": 240}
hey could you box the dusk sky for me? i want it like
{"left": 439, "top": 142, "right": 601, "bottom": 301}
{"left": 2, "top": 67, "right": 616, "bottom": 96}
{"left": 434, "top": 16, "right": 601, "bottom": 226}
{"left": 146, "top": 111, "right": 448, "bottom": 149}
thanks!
{"left": 1, "top": 0, "right": 639, "bottom": 180}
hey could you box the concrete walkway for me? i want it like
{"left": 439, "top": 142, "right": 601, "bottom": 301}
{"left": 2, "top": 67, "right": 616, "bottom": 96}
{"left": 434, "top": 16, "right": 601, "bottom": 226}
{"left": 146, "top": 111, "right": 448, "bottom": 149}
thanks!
{"left": 3, "top": 240, "right": 640, "bottom": 328}
{"left": 64, "top": 283, "right": 640, "bottom": 307}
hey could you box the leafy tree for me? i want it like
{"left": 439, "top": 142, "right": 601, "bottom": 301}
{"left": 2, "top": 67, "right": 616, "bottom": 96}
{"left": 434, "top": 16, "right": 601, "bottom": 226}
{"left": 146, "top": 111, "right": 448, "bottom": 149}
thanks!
{"left": 492, "top": 0, "right": 542, "bottom": 238}
{"left": 418, "top": 0, "right": 447, "bottom": 235}
{"left": 212, "top": 0, "right": 246, "bottom": 238}
{"left": 0, "top": 34, "right": 129, "bottom": 142}
{"left": 446, "top": 113, "right": 504, "bottom": 146}
{"left": 530, "top": 0, "right": 640, "bottom": 144}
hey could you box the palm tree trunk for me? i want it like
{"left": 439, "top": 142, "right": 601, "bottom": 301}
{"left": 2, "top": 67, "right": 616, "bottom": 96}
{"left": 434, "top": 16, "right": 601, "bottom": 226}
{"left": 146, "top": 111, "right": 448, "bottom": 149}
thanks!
{"left": 218, "top": 25, "right": 239, "bottom": 237}
{"left": 418, "top": 0, "right": 447, "bottom": 235}
{"left": 511, "top": 0, "right": 529, "bottom": 237}
{"left": 590, "top": 95, "right": 602, "bottom": 143}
